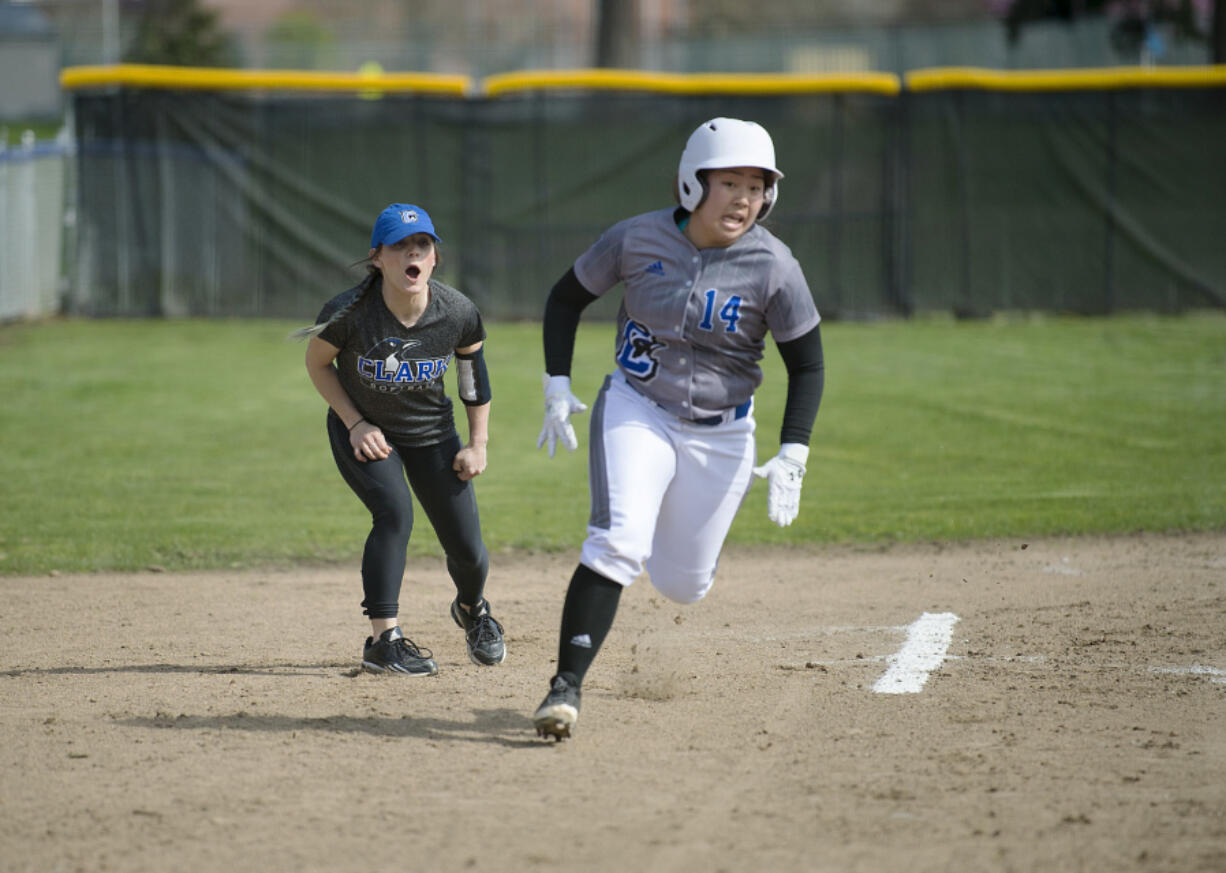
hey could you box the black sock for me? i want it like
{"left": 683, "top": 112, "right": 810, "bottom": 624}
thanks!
{"left": 555, "top": 564, "right": 622, "bottom": 686}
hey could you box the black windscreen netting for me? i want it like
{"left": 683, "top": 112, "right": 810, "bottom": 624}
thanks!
{"left": 906, "top": 86, "right": 1226, "bottom": 315}
{"left": 69, "top": 88, "right": 900, "bottom": 321}
{"left": 68, "top": 82, "right": 1224, "bottom": 320}
{"left": 71, "top": 90, "right": 466, "bottom": 319}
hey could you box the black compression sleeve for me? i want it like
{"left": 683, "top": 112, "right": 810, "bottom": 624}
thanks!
{"left": 776, "top": 324, "right": 825, "bottom": 446}
{"left": 455, "top": 346, "right": 491, "bottom": 406}
{"left": 543, "top": 267, "right": 599, "bottom": 377}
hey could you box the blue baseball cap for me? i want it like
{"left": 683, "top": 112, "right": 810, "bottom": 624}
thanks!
{"left": 370, "top": 203, "right": 441, "bottom": 248}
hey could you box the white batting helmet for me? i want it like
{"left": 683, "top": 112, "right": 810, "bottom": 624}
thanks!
{"left": 677, "top": 117, "right": 783, "bottom": 219}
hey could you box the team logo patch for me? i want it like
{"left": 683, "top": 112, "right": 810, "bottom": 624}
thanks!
{"left": 400, "top": 210, "right": 418, "bottom": 223}
{"left": 357, "top": 337, "right": 450, "bottom": 393}
{"left": 616, "top": 318, "right": 665, "bottom": 381}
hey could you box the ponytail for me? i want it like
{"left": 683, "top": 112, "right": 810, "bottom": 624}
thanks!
{"left": 288, "top": 267, "right": 380, "bottom": 342}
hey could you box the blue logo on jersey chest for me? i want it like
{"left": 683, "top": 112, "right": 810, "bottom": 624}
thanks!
{"left": 357, "top": 336, "right": 449, "bottom": 390}
{"left": 616, "top": 319, "right": 664, "bottom": 380}
{"left": 359, "top": 356, "right": 448, "bottom": 384}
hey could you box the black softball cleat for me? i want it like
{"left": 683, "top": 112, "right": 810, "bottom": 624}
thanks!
{"left": 451, "top": 597, "right": 507, "bottom": 666}
{"left": 533, "top": 673, "right": 581, "bottom": 741}
{"left": 361, "top": 626, "right": 438, "bottom": 676}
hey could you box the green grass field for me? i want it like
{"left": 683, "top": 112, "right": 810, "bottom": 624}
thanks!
{"left": 0, "top": 312, "right": 1223, "bottom": 575}
{"left": 1, "top": 120, "right": 63, "bottom": 146}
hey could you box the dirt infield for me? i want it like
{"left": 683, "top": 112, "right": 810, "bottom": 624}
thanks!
{"left": 3, "top": 532, "right": 1223, "bottom": 873}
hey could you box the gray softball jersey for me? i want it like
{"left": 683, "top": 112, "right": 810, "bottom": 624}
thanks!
{"left": 316, "top": 277, "right": 485, "bottom": 447}
{"left": 574, "top": 207, "right": 821, "bottom": 421}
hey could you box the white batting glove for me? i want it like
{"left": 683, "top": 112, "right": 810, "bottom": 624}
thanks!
{"left": 752, "top": 443, "right": 809, "bottom": 527}
{"left": 536, "top": 374, "right": 588, "bottom": 458}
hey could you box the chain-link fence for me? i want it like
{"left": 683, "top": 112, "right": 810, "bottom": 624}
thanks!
{"left": 0, "top": 130, "right": 68, "bottom": 321}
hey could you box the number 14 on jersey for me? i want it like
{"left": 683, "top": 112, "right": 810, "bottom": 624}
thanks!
{"left": 699, "top": 290, "right": 742, "bottom": 333}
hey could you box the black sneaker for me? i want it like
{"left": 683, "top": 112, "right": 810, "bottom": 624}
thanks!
{"left": 362, "top": 627, "right": 438, "bottom": 676}
{"left": 533, "top": 672, "right": 581, "bottom": 741}
{"left": 450, "top": 597, "right": 507, "bottom": 666}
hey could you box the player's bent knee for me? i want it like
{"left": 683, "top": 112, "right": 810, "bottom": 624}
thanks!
{"left": 643, "top": 547, "right": 717, "bottom": 602}
{"left": 647, "top": 570, "right": 714, "bottom": 604}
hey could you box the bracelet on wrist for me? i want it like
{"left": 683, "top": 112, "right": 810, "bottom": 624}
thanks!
{"left": 348, "top": 417, "right": 366, "bottom": 431}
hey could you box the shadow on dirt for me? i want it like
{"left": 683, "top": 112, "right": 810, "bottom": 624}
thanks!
{"left": 0, "top": 662, "right": 354, "bottom": 678}
{"left": 116, "top": 708, "right": 547, "bottom": 748}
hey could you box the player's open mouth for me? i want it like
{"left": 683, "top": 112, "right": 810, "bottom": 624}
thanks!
{"left": 720, "top": 213, "right": 746, "bottom": 229}
{"left": 406, "top": 265, "right": 422, "bottom": 281}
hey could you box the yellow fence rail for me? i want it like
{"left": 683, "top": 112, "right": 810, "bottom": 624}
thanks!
{"left": 59, "top": 64, "right": 472, "bottom": 96}
{"left": 478, "top": 68, "right": 902, "bottom": 97}
{"left": 60, "top": 63, "right": 1226, "bottom": 97}
{"left": 905, "top": 65, "right": 1226, "bottom": 92}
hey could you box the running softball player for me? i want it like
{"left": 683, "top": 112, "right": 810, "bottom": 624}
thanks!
{"left": 296, "top": 203, "right": 506, "bottom": 676}
{"left": 532, "top": 118, "right": 825, "bottom": 739}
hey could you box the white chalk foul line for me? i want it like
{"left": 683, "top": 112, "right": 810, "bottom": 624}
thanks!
{"left": 872, "top": 612, "right": 959, "bottom": 694}
{"left": 1150, "top": 665, "right": 1226, "bottom": 685}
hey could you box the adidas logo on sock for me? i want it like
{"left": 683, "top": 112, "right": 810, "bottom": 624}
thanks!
{"left": 645, "top": 260, "right": 665, "bottom": 276}
{"left": 569, "top": 633, "right": 593, "bottom": 648}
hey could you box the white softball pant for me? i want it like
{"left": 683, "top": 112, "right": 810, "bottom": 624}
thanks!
{"left": 580, "top": 371, "right": 756, "bottom": 603}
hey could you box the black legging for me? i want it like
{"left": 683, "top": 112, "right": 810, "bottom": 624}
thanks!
{"left": 326, "top": 412, "right": 488, "bottom": 620}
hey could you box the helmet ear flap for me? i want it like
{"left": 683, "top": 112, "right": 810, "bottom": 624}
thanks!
{"left": 754, "top": 171, "right": 780, "bottom": 220}
{"left": 757, "top": 187, "right": 777, "bottom": 221}
{"left": 676, "top": 169, "right": 708, "bottom": 212}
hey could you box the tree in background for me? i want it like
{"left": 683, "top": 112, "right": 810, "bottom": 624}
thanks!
{"left": 992, "top": 0, "right": 1225, "bottom": 63}
{"left": 596, "top": 0, "right": 639, "bottom": 67}
{"left": 124, "top": 0, "right": 239, "bottom": 66}
{"left": 264, "top": 11, "right": 337, "bottom": 69}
